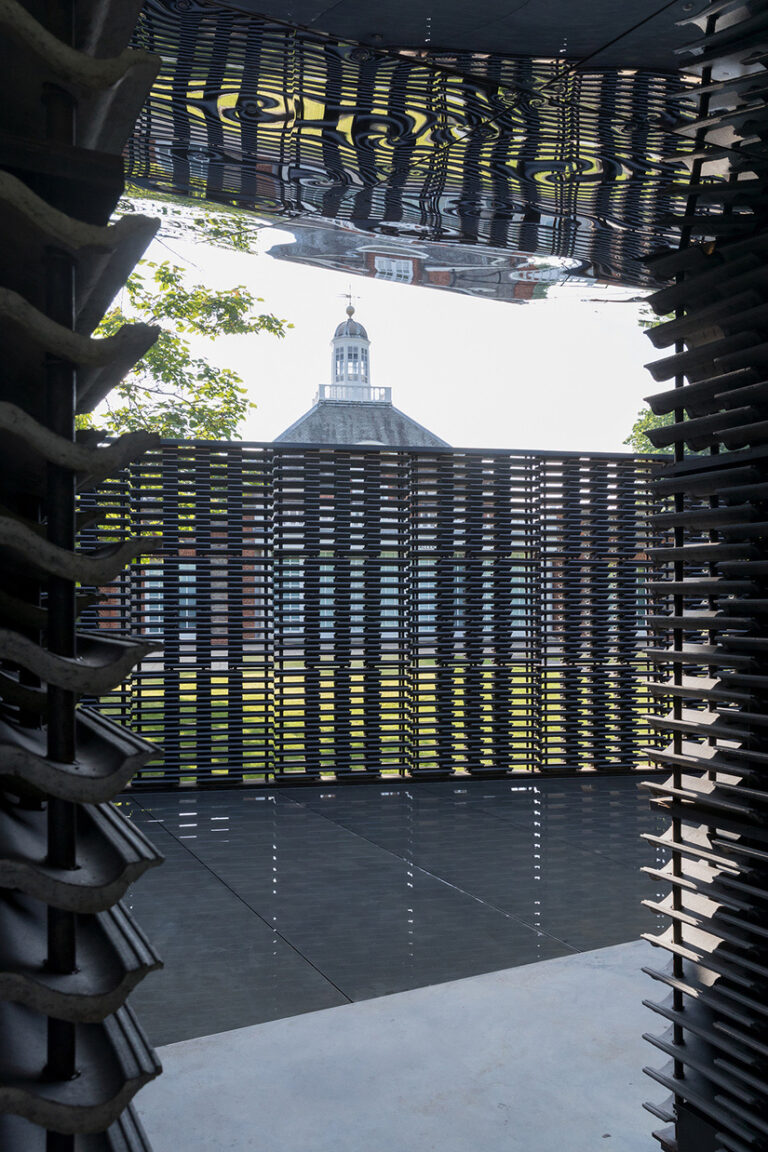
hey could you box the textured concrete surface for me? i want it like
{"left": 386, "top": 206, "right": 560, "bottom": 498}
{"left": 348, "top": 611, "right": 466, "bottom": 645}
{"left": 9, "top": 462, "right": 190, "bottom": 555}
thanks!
{"left": 137, "top": 939, "right": 658, "bottom": 1152}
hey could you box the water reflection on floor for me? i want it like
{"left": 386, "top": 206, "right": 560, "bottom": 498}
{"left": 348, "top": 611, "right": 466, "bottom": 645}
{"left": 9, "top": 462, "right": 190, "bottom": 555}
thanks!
{"left": 119, "top": 775, "right": 668, "bottom": 1046}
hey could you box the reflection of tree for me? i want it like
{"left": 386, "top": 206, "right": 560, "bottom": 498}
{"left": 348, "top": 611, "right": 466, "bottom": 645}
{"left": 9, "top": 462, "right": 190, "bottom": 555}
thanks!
{"left": 119, "top": 183, "right": 268, "bottom": 253}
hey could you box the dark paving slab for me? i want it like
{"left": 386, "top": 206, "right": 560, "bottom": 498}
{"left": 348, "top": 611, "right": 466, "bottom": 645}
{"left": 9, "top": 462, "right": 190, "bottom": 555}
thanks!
{"left": 283, "top": 777, "right": 668, "bottom": 949}
{"left": 117, "top": 798, "right": 348, "bottom": 1046}
{"left": 136, "top": 941, "right": 659, "bottom": 1152}
{"left": 127, "top": 792, "right": 572, "bottom": 1006}
{"left": 122, "top": 774, "right": 667, "bottom": 1045}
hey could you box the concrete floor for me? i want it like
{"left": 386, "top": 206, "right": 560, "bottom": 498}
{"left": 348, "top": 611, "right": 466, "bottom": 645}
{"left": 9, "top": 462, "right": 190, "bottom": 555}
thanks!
{"left": 136, "top": 938, "right": 660, "bottom": 1152}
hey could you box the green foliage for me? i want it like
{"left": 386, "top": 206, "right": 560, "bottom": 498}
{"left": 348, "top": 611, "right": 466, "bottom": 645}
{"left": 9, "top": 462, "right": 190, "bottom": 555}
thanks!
{"left": 626, "top": 305, "right": 707, "bottom": 455}
{"left": 86, "top": 259, "right": 290, "bottom": 440}
{"left": 623, "top": 408, "right": 673, "bottom": 454}
{"left": 636, "top": 301, "right": 659, "bottom": 331}
{"left": 78, "top": 191, "right": 291, "bottom": 439}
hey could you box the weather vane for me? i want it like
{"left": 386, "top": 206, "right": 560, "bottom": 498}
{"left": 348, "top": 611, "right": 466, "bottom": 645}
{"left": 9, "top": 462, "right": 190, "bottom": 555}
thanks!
{"left": 339, "top": 284, "right": 360, "bottom": 312}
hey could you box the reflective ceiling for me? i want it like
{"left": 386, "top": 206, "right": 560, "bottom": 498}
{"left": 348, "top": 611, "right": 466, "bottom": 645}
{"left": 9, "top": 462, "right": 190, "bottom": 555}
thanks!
{"left": 128, "top": 1, "right": 701, "bottom": 291}
{"left": 221, "top": 0, "right": 698, "bottom": 69}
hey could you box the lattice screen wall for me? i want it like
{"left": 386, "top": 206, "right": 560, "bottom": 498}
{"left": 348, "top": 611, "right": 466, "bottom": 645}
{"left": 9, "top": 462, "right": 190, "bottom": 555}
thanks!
{"left": 80, "top": 442, "right": 667, "bottom": 786}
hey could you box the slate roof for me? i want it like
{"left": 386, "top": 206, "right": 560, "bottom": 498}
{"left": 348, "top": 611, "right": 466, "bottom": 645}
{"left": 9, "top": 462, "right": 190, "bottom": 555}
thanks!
{"left": 274, "top": 400, "right": 449, "bottom": 447}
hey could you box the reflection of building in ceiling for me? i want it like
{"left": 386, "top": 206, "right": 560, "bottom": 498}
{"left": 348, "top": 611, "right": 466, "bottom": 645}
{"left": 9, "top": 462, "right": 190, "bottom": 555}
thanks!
{"left": 129, "top": 2, "right": 701, "bottom": 290}
{"left": 266, "top": 220, "right": 636, "bottom": 304}
{"left": 275, "top": 304, "right": 449, "bottom": 447}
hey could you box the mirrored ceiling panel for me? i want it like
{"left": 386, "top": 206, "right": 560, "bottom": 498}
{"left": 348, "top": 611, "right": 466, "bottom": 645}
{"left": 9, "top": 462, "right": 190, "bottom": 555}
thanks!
{"left": 128, "top": 1, "right": 700, "bottom": 289}
{"left": 189, "top": 0, "right": 698, "bottom": 70}
{"left": 264, "top": 221, "right": 647, "bottom": 304}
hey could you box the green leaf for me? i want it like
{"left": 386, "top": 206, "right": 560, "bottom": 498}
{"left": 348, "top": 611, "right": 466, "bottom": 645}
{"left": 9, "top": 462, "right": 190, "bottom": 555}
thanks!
{"left": 92, "top": 208, "right": 292, "bottom": 439}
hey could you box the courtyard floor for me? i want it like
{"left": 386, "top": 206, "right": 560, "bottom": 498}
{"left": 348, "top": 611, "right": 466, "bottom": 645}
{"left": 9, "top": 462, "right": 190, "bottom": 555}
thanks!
{"left": 137, "top": 938, "right": 659, "bottom": 1152}
{"left": 120, "top": 773, "right": 667, "bottom": 1047}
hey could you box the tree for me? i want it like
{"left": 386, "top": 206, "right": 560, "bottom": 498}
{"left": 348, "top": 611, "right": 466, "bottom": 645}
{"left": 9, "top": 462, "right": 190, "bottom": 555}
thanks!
{"left": 87, "top": 261, "right": 289, "bottom": 440}
{"left": 625, "top": 305, "right": 707, "bottom": 455}
{"left": 624, "top": 408, "right": 673, "bottom": 454}
{"left": 82, "top": 191, "right": 291, "bottom": 439}
{"left": 623, "top": 303, "right": 670, "bottom": 451}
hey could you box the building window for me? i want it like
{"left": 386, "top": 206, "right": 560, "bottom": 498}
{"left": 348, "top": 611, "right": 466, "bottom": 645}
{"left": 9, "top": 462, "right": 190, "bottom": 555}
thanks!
{"left": 374, "top": 256, "right": 413, "bottom": 283}
{"left": 282, "top": 557, "right": 305, "bottom": 635}
{"left": 143, "top": 568, "right": 163, "bottom": 635}
{"left": 179, "top": 565, "right": 196, "bottom": 632}
{"left": 319, "top": 561, "right": 334, "bottom": 626}
{"left": 142, "top": 563, "right": 196, "bottom": 635}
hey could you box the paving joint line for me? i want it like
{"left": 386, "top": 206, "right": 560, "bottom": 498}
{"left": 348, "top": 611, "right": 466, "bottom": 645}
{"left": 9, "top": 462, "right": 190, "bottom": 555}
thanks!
{"left": 128, "top": 794, "right": 355, "bottom": 1006}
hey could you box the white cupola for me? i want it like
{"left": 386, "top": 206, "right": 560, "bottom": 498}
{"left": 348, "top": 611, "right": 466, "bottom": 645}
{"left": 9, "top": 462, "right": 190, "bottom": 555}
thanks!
{"left": 329, "top": 303, "right": 372, "bottom": 397}
{"left": 276, "top": 297, "right": 448, "bottom": 446}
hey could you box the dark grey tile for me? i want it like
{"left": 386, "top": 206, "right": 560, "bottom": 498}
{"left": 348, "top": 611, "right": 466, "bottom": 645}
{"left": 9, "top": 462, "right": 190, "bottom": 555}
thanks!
{"left": 119, "top": 804, "right": 347, "bottom": 1045}
{"left": 120, "top": 774, "right": 668, "bottom": 1045}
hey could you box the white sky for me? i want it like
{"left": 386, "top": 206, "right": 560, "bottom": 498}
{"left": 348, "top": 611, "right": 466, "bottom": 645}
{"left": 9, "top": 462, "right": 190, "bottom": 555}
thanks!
{"left": 142, "top": 223, "right": 663, "bottom": 453}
